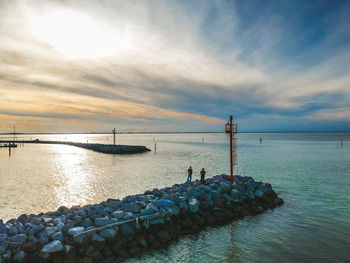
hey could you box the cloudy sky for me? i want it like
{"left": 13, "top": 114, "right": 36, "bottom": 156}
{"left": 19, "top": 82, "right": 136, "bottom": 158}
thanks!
{"left": 1, "top": 0, "right": 350, "bottom": 132}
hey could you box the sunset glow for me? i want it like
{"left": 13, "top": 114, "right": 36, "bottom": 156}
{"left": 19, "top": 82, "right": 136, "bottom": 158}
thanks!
{"left": 0, "top": 0, "right": 349, "bottom": 132}
{"left": 30, "top": 10, "right": 128, "bottom": 58}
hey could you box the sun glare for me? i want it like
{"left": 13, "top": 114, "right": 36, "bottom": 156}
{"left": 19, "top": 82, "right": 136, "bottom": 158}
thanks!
{"left": 31, "top": 10, "right": 127, "bottom": 58}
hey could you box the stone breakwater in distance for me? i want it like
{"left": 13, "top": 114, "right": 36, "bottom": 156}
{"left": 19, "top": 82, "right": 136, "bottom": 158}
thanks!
{"left": 0, "top": 140, "right": 151, "bottom": 154}
{"left": 0, "top": 175, "right": 283, "bottom": 263}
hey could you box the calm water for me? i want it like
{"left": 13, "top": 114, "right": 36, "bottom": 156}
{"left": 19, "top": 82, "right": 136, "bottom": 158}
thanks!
{"left": 0, "top": 132, "right": 349, "bottom": 262}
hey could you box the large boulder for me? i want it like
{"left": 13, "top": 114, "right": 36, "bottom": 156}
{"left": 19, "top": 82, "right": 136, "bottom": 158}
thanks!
{"left": 91, "top": 233, "right": 105, "bottom": 248}
{"left": 94, "top": 218, "right": 113, "bottom": 227}
{"left": 188, "top": 198, "right": 200, "bottom": 212}
{"left": 51, "top": 231, "right": 64, "bottom": 241}
{"left": 112, "top": 211, "right": 124, "bottom": 219}
{"left": 8, "top": 234, "right": 27, "bottom": 243}
{"left": 151, "top": 199, "right": 175, "bottom": 208}
{"left": 13, "top": 250, "right": 27, "bottom": 263}
{"left": 45, "top": 226, "right": 57, "bottom": 236}
{"left": 41, "top": 240, "right": 64, "bottom": 253}
{"left": 120, "top": 224, "right": 135, "bottom": 238}
{"left": 121, "top": 203, "right": 141, "bottom": 213}
{"left": 68, "top": 226, "right": 85, "bottom": 236}
{"left": 99, "top": 229, "right": 117, "bottom": 239}
{"left": 219, "top": 182, "right": 232, "bottom": 193}
{"left": 255, "top": 190, "right": 264, "bottom": 198}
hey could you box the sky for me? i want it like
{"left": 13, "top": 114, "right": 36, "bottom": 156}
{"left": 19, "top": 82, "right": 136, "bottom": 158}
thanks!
{"left": 0, "top": 0, "right": 350, "bottom": 132}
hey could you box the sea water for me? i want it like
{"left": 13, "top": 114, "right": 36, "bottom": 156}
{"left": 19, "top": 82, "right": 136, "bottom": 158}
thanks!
{"left": 0, "top": 133, "right": 349, "bottom": 262}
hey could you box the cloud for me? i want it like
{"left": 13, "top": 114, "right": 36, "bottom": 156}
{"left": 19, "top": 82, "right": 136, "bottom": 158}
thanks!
{"left": 0, "top": 0, "right": 349, "bottom": 132}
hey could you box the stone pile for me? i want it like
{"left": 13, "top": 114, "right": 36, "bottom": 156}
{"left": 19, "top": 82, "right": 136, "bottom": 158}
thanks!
{"left": 0, "top": 175, "right": 283, "bottom": 263}
{"left": 70, "top": 143, "right": 151, "bottom": 154}
{"left": 0, "top": 140, "right": 151, "bottom": 155}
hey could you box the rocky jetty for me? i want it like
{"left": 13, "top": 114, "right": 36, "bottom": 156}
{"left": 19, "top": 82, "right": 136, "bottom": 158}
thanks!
{"left": 0, "top": 175, "right": 283, "bottom": 263}
{"left": 0, "top": 140, "right": 151, "bottom": 155}
{"left": 63, "top": 143, "right": 151, "bottom": 154}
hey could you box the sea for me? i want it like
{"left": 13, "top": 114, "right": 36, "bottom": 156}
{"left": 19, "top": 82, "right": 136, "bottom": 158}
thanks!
{"left": 0, "top": 132, "right": 349, "bottom": 262}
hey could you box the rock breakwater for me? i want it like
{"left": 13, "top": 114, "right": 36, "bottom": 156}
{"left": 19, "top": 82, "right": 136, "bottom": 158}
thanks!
{"left": 0, "top": 140, "right": 151, "bottom": 155}
{"left": 0, "top": 175, "right": 283, "bottom": 263}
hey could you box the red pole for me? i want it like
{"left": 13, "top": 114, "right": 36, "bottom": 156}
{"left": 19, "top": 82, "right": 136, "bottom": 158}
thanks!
{"left": 229, "top": 115, "right": 233, "bottom": 184}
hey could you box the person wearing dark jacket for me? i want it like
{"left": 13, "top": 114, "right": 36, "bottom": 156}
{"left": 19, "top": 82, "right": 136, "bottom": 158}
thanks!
{"left": 200, "top": 168, "right": 206, "bottom": 184}
{"left": 187, "top": 166, "right": 193, "bottom": 183}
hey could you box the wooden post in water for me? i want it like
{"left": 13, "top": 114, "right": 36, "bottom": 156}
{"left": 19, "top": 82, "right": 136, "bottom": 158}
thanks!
{"left": 113, "top": 128, "right": 116, "bottom": 148}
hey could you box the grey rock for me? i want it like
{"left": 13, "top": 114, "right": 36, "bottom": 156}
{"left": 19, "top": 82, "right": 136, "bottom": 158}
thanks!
{"left": 68, "top": 226, "right": 85, "bottom": 236}
{"left": 0, "top": 245, "right": 6, "bottom": 255}
{"left": 137, "top": 195, "right": 147, "bottom": 202}
{"left": 13, "top": 250, "right": 27, "bottom": 262}
{"left": 121, "top": 203, "right": 140, "bottom": 213}
{"left": 8, "top": 234, "right": 27, "bottom": 243}
{"left": 8, "top": 226, "right": 19, "bottom": 236}
{"left": 188, "top": 198, "right": 200, "bottom": 212}
{"left": 9, "top": 241, "right": 22, "bottom": 248}
{"left": 224, "top": 194, "right": 235, "bottom": 202}
{"left": 151, "top": 199, "right": 176, "bottom": 208}
{"left": 91, "top": 232, "right": 105, "bottom": 243}
{"left": 2, "top": 253, "right": 10, "bottom": 262}
{"left": 122, "top": 212, "right": 133, "bottom": 220}
{"left": 45, "top": 226, "right": 57, "bottom": 236}
{"left": 120, "top": 224, "right": 135, "bottom": 237}
{"left": 41, "top": 240, "right": 63, "bottom": 253}
{"left": 51, "top": 231, "right": 64, "bottom": 241}
{"left": 16, "top": 222, "right": 26, "bottom": 234}
{"left": 58, "top": 215, "right": 67, "bottom": 223}
{"left": 2, "top": 250, "right": 11, "bottom": 261}
{"left": 6, "top": 219, "right": 16, "bottom": 225}
{"left": 146, "top": 202, "right": 159, "bottom": 212}
{"left": 22, "top": 241, "right": 39, "bottom": 253}
{"left": 255, "top": 190, "right": 264, "bottom": 198}
{"left": 95, "top": 205, "right": 105, "bottom": 215}
{"left": 42, "top": 217, "right": 53, "bottom": 224}
{"left": 108, "top": 200, "right": 122, "bottom": 209}
{"left": 56, "top": 222, "right": 64, "bottom": 232}
{"left": 81, "top": 218, "right": 92, "bottom": 228}
{"left": 73, "top": 234, "right": 86, "bottom": 245}
{"left": 166, "top": 206, "right": 180, "bottom": 216}
{"left": 149, "top": 218, "right": 165, "bottom": 225}
{"left": 28, "top": 235, "right": 39, "bottom": 243}
{"left": 111, "top": 211, "right": 124, "bottom": 219}
{"left": 141, "top": 208, "right": 154, "bottom": 216}
{"left": 39, "top": 232, "right": 49, "bottom": 245}
{"left": 94, "top": 218, "right": 113, "bottom": 227}
{"left": 178, "top": 201, "right": 188, "bottom": 211}
{"left": 99, "top": 229, "right": 116, "bottom": 239}
{"left": 219, "top": 182, "right": 232, "bottom": 193}
{"left": 53, "top": 218, "right": 61, "bottom": 226}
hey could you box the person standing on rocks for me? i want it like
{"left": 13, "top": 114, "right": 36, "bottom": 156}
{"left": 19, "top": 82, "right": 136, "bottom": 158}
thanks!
{"left": 200, "top": 168, "right": 206, "bottom": 184}
{"left": 187, "top": 166, "right": 193, "bottom": 183}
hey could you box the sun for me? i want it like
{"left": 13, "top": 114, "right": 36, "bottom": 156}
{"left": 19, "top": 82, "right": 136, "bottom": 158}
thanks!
{"left": 30, "top": 10, "right": 127, "bottom": 59}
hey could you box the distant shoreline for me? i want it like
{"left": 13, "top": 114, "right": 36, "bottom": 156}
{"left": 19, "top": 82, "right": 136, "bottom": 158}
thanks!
{"left": 0, "top": 131, "right": 349, "bottom": 135}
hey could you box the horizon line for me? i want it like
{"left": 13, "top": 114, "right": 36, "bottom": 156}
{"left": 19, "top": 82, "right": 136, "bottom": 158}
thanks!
{"left": 0, "top": 131, "right": 350, "bottom": 135}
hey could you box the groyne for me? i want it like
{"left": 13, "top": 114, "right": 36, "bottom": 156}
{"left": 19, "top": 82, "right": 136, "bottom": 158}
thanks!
{"left": 0, "top": 175, "right": 283, "bottom": 263}
{"left": 0, "top": 140, "right": 150, "bottom": 155}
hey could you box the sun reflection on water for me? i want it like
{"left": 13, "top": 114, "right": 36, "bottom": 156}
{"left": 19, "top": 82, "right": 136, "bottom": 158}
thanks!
{"left": 50, "top": 144, "right": 94, "bottom": 208}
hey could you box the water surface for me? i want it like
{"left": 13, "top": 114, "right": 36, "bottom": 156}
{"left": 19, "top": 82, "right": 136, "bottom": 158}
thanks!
{"left": 0, "top": 132, "right": 349, "bottom": 262}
